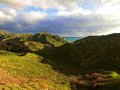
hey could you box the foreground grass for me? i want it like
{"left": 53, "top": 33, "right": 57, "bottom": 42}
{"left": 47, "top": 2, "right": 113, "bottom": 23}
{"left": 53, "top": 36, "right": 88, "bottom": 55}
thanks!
{"left": 0, "top": 50, "right": 71, "bottom": 90}
{"left": 1, "top": 50, "right": 120, "bottom": 90}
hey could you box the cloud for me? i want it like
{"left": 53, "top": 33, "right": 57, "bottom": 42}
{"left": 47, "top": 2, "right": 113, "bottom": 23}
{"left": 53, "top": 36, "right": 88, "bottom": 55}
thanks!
{"left": 0, "top": 8, "right": 16, "bottom": 25}
{"left": 57, "top": 7, "right": 91, "bottom": 16}
{"left": 0, "top": 0, "right": 77, "bottom": 10}
{"left": 0, "top": 0, "right": 28, "bottom": 8}
{"left": 18, "top": 11, "right": 47, "bottom": 24}
{"left": 29, "top": 0, "right": 78, "bottom": 10}
{"left": 1, "top": 8, "right": 17, "bottom": 17}
{"left": 0, "top": 0, "right": 120, "bottom": 36}
{"left": 1, "top": 14, "right": 119, "bottom": 37}
{"left": 96, "top": 0, "right": 120, "bottom": 16}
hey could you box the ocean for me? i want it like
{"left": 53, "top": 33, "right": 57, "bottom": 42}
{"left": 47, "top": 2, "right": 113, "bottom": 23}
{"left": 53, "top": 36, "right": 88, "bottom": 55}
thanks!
{"left": 63, "top": 37, "right": 82, "bottom": 42}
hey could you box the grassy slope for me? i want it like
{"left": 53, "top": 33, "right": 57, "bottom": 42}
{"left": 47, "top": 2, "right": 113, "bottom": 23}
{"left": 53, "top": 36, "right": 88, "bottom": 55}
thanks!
{"left": 0, "top": 32, "right": 67, "bottom": 47}
{"left": 33, "top": 32, "right": 68, "bottom": 47}
{"left": 38, "top": 33, "right": 120, "bottom": 89}
{"left": 0, "top": 50, "right": 71, "bottom": 90}
{"left": 46, "top": 33, "right": 120, "bottom": 74}
{"left": 1, "top": 32, "right": 120, "bottom": 89}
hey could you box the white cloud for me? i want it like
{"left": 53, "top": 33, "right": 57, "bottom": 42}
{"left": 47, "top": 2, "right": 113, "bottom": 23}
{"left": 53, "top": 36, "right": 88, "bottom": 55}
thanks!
{"left": 18, "top": 11, "right": 47, "bottom": 24}
{"left": 1, "top": 8, "right": 17, "bottom": 17}
{"left": 0, "top": 12, "right": 13, "bottom": 25}
{"left": 31, "top": 0, "right": 78, "bottom": 10}
{"left": 96, "top": 0, "right": 120, "bottom": 16}
{"left": 0, "top": 7, "right": 18, "bottom": 25}
{"left": 57, "top": 7, "right": 91, "bottom": 16}
{"left": 0, "top": 0, "right": 120, "bottom": 36}
{"left": 104, "top": 26, "right": 120, "bottom": 34}
{"left": 0, "top": 8, "right": 16, "bottom": 24}
{"left": 0, "top": 0, "right": 28, "bottom": 8}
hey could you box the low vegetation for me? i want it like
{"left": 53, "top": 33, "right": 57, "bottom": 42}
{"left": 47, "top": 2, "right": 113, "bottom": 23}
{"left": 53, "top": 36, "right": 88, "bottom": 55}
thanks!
{"left": 0, "top": 50, "right": 70, "bottom": 90}
{"left": 0, "top": 31, "right": 120, "bottom": 90}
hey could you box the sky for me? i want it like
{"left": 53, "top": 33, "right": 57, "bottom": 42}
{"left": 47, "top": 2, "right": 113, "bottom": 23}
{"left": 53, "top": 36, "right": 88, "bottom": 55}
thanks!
{"left": 0, "top": 0, "right": 120, "bottom": 37}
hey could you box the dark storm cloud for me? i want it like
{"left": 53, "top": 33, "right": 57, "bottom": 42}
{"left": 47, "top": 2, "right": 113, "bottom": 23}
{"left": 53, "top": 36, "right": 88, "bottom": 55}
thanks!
{"left": 1, "top": 14, "right": 120, "bottom": 37}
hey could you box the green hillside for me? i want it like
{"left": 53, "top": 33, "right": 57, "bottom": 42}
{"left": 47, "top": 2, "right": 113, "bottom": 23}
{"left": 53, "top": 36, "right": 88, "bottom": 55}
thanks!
{"left": 33, "top": 32, "right": 67, "bottom": 47}
{"left": 0, "top": 31, "right": 120, "bottom": 90}
{"left": 0, "top": 50, "right": 70, "bottom": 90}
{"left": 40, "top": 33, "right": 120, "bottom": 89}
{"left": 0, "top": 32, "right": 67, "bottom": 48}
{"left": 48, "top": 33, "right": 120, "bottom": 73}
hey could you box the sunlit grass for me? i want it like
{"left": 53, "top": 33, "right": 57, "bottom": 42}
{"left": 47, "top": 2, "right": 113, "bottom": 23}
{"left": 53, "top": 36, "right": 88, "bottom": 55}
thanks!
{"left": 0, "top": 50, "right": 71, "bottom": 90}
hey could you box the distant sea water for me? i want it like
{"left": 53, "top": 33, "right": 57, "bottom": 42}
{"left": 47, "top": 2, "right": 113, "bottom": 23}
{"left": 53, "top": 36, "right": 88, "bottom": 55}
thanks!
{"left": 63, "top": 37, "right": 82, "bottom": 42}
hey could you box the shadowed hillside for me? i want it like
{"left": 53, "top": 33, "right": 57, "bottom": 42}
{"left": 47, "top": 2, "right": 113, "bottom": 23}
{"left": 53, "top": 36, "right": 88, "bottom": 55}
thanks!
{"left": 45, "top": 33, "right": 120, "bottom": 74}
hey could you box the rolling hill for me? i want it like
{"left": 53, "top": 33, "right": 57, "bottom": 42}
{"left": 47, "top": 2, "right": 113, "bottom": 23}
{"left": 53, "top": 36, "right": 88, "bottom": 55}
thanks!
{"left": 0, "top": 31, "right": 120, "bottom": 90}
{"left": 47, "top": 33, "right": 120, "bottom": 73}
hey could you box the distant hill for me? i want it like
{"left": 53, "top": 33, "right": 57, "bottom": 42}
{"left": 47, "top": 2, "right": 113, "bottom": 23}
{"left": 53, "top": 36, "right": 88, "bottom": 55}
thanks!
{"left": 33, "top": 32, "right": 67, "bottom": 47}
{"left": 0, "top": 30, "right": 9, "bottom": 35}
{"left": 0, "top": 32, "right": 68, "bottom": 52}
